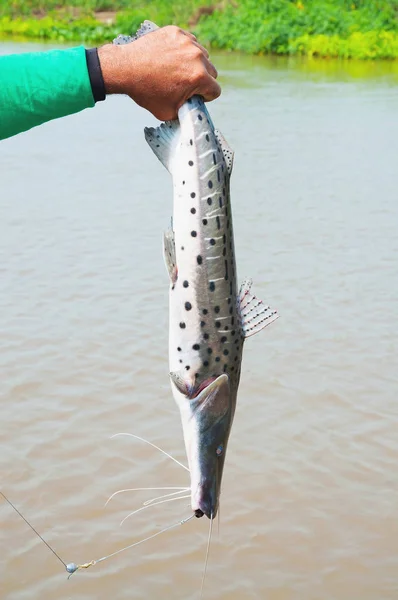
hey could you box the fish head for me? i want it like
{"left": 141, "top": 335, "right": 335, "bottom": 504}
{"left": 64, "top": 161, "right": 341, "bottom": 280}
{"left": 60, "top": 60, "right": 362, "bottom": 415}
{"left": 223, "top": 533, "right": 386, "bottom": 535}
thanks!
{"left": 172, "top": 373, "right": 234, "bottom": 519}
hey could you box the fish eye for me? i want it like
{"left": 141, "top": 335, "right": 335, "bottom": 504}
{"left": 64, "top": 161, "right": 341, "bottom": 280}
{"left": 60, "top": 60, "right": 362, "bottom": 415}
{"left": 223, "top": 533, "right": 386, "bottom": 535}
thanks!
{"left": 216, "top": 444, "right": 223, "bottom": 456}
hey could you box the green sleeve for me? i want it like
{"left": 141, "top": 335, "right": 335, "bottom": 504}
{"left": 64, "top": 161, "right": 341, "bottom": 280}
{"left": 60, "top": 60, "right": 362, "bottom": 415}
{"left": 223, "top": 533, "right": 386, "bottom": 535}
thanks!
{"left": 0, "top": 46, "right": 95, "bottom": 141}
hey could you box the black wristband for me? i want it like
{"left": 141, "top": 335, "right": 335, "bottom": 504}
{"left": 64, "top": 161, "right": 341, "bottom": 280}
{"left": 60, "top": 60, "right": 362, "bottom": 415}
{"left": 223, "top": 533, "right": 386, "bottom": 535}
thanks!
{"left": 85, "top": 48, "right": 106, "bottom": 103}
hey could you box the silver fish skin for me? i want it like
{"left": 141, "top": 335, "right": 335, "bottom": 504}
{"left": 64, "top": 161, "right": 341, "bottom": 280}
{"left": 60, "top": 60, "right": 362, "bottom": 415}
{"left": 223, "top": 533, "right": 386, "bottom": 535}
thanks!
{"left": 138, "top": 20, "right": 278, "bottom": 520}
{"left": 145, "top": 96, "right": 278, "bottom": 519}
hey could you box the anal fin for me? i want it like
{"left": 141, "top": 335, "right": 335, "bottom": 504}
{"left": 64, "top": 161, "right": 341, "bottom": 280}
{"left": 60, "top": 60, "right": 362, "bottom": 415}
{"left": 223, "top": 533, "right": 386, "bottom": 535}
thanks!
{"left": 238, "top": 279, "right": 279, "bottom": 338}
{"left": 144, "top": 121, "right": 180, "bottom": 173}
{"left": 163, "top": 227, "right": 177, "bottom": 285}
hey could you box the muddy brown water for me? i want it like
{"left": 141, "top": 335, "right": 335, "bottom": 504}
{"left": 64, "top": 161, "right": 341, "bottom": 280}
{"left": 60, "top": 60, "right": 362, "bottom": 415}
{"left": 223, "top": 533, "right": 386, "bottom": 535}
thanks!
{"left": 1, "top": 42, "right": 397, "bottom": 600}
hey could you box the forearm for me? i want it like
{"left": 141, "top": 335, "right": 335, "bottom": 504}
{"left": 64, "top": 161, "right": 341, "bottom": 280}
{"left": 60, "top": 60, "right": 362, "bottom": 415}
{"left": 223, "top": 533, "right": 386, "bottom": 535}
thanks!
{"left": 0, "top": 46, "right": 96, "bottom": 141}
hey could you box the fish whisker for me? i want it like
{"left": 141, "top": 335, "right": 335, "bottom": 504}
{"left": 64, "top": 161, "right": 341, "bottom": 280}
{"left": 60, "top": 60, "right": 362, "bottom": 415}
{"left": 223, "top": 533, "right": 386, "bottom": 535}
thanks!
{"left": 120, "top": 495, "right": 191, "bottom": 527}
{"left": 111, "top": 433, "right": 189, "bottom": 472}
{"left": 105, "top": 487, "right": 188, "bottom": 508}
{"left": 143, "top": 488, "right": 191, "bottom": 506}
{"left": 200, "top": 511, "right": 213, "bottom": 600}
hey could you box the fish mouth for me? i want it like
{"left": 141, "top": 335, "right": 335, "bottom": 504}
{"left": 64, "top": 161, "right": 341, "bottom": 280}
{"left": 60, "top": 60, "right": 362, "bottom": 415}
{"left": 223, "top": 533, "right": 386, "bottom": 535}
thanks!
{"left": 194, "top": 509, "right": 204, "bottom": 518}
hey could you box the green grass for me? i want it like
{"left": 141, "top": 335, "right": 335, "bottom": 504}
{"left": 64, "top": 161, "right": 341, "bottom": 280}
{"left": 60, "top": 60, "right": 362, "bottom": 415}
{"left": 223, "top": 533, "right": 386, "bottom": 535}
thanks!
{"left": 1, "top": 0, "right": 398, "bottom": 59}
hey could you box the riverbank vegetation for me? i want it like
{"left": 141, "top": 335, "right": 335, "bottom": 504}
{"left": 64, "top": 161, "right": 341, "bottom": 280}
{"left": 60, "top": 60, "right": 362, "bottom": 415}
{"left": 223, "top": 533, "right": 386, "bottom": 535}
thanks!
{"left": 1, "top": 0, "right": 398, "bottom": 59}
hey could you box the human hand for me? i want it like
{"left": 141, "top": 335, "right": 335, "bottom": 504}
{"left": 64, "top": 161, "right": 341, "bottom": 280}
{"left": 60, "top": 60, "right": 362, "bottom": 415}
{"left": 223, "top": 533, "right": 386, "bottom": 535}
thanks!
{"left": 98, "top": 25, "right": 221, "bottom": 121}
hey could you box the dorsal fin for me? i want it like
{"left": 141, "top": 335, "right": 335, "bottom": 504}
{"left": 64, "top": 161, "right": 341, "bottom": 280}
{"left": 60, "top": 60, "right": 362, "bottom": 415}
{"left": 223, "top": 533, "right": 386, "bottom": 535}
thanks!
{"left": 238, "top": 279, "right": 279, "bottom": 338}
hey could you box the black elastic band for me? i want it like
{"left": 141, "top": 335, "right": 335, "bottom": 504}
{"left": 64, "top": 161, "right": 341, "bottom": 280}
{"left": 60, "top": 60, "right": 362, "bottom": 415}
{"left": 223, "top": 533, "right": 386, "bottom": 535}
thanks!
{"left": 85, "top": 48, "right": 106, "bottom": 103}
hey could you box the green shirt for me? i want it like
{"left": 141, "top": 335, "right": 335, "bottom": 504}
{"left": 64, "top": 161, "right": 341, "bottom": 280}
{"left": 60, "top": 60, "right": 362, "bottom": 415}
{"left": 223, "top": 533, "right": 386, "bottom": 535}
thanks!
{"left": 0, "top": 46, "right": 95, "bottom": 141}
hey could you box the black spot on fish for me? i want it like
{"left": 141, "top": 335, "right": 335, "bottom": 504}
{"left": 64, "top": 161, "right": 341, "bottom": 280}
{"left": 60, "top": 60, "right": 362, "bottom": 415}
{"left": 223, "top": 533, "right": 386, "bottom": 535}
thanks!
{"left": 221, "top": 336, "right": 227, "bottom": 343}
{"left": 179, "top": 359, "right": 183, "bottom": 363}
{"left": 203, "top": 309, "right": 208, "bottom": 315}
{"left": 200, "top": 321, "right": 206, "bottom": 327}
{"left": 197, "top": 255, "right": 203, "bottom": 265}
{"left": 202, "top": 219, "right": 208, "bottom": 225}
{"left": 215, "top": 356, "right": 220, "bottom": 362}
{"left": 204, "top": 360, "right": 209, "bottom": 367}
{"left": 210, "top": 238, "right": 216, "bottom": 246}
{"left": 180, "top": 322, "right": 186, "bottom": 329}
{"left": 191, "top": 208, "right": 196, "bottom": 214}
{"left": 185, "top": 302, "right": 192, "bottom": 311}
{"left": 183, "top": 280, "right": 189, "bottom": 288}
{"left": 223, "top": 234, "right": 226, "bottom": 244}
{"left": 191, "top": 192, "right": 196, "bottom": 198}
{"left": 234, "top": 356, "right": 238, "bottom": 362}
{"left": 224, "top": 260, "right": 229, "bottom": 281}
{"left": 214, "top": 306, "right": 220, "bottom": 313}
{"left": 182, "top": 181, "right": 185, "bottom": 185}
{"left": 209, "top": 282, "right": 215, "bottom": 292}
{"left": 223, "top": 364, "right": 228, "bottom": 372}
{"left": 193, "top": 344, "right": 200, "bottom": 351}
{"left": 198, "top": 114, "right": 203, "bottom": 121}
{"left": 206, "top": 134, "right": 210, "bottom": 142}
{"left": 231, "top": 317, "right": 235, "bottom": 325}
{"left": 215, "top": 321, "right": 221, "bottom": 328}
{"left": 207, "top": 348, "right": 212, "bottom": 354}
{"left": 185, "top": 365, "right": 190, "bottom": 370}
{"left": 207, "top": 198, "right": 212, "bottom": 206}
{"left": 217, "top": 170, "right": 221, "bottom": 182}
{"left": 222, "top": 247, "right": 226, "bottom": 257}
{"left": 223, "top": 187, "right": 226, "bottom": 196}
{"left": 177, "top": 347, "right": 181, "bottom": 351}
{"left": 204, "top": 333, "right": 209, "bottom": 340}
{"left": 212, "top": 153, "right": 216, "bottom": 165}
{"left": 190, "top": 139, "right": 193, "bottom": 145}
{"left": 189, "top": 161, "right": 194, "bottom": 166}
{"left": 181, "top": 246, "right": 185, "bottom": 250}
{"left": 224, "top": 326, "right": 229, "bottom": 331}
{"left": 229, "top": 307, "right": 233, "bottom": 315}
{"left": 216, "top": 216, "right": 221, "bottom": 230}
{"left": 208, "top": 181, "right": 213, "bottom": 189}
{"left": 228, "top": 298, "right": 231, "bottom": 304}
{"left": 191, "top": 231, "right": 197, "bottom": 237}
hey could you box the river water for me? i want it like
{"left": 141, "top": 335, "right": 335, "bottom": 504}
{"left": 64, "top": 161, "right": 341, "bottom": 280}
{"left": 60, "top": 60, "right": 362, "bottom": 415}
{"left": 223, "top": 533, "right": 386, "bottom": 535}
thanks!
{"left": 1, "top": 41, "right": 397, "bottom": 600}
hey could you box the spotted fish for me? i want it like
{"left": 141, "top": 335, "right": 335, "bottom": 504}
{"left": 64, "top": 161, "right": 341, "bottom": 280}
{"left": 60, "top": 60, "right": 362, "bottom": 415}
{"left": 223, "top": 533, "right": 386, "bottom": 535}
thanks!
{"left": 123, "top": 21, "right": 279, "bottom": 519}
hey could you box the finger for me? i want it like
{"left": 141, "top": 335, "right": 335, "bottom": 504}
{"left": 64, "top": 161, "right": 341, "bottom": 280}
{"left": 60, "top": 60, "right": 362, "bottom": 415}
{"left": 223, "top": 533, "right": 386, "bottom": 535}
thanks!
{"left": 196, "top": 76, "right": 221, "bottom": 102}
{"left": 182, "top": 29, "right": 197, "bottom": 42}
{"left": 202, "top": 56, "right": 218, "bottom": 79}
{"left": 192, "top": 40, "right": 210, "bottom": 59}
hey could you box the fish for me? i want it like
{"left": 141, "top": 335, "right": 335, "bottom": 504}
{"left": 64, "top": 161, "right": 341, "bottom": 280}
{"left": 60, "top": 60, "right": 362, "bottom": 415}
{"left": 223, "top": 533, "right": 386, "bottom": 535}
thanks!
{"left": 118, "top": 20, "right": 278, "bottom": 521}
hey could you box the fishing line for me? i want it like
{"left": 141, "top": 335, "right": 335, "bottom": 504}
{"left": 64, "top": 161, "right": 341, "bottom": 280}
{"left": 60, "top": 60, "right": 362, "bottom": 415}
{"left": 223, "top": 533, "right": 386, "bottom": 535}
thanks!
{"left": 0, "top": 491, "right": 67, "bottom": 569}
{"left": 1, "top": 490, "right": 194, "bottom": 579}
{"left": 66, "top": 514, "right": 194, "bottom": 578}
